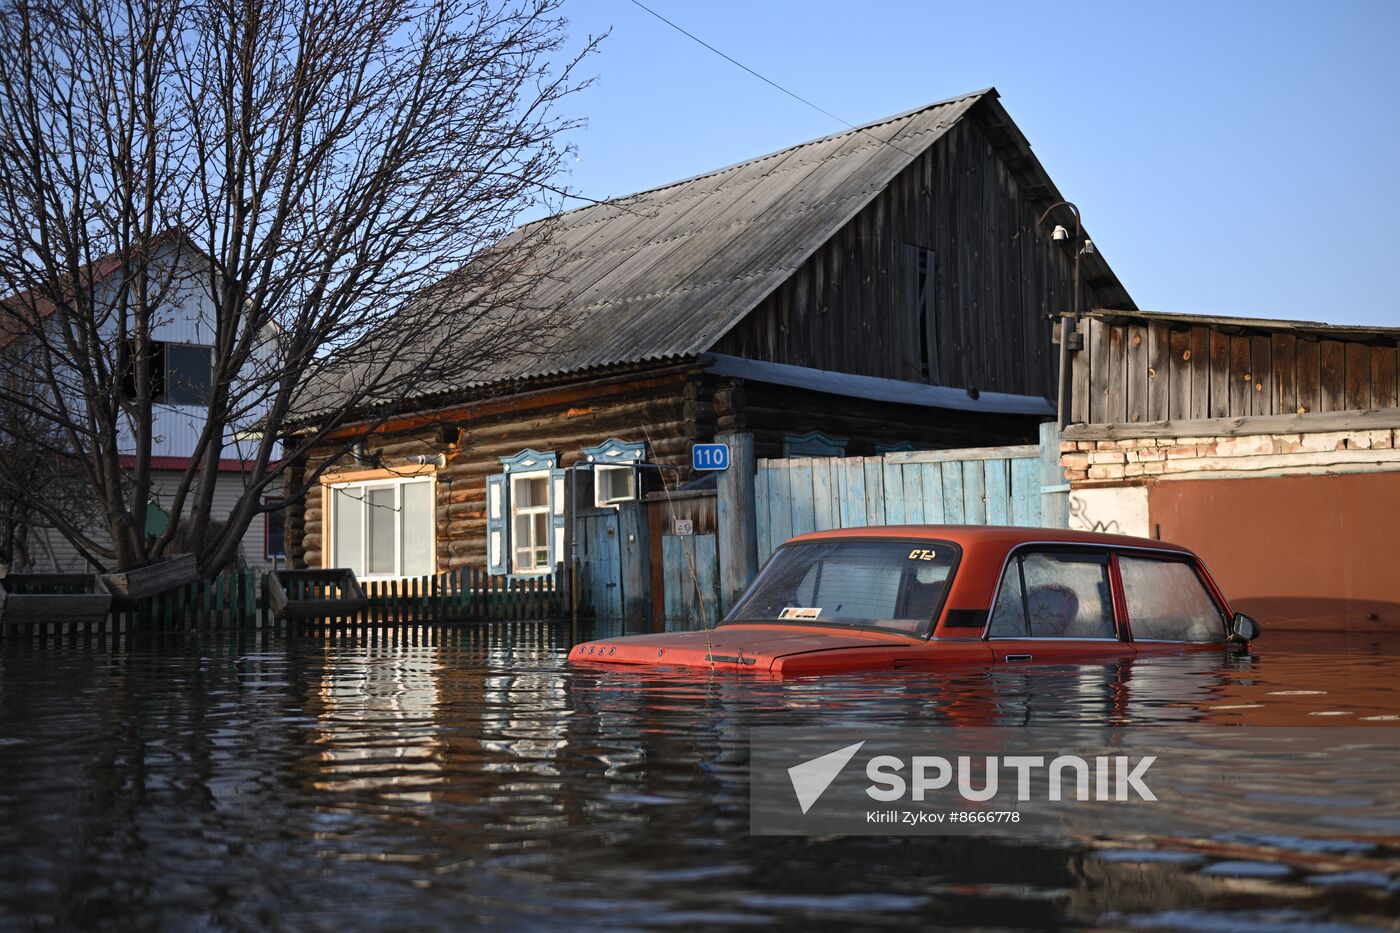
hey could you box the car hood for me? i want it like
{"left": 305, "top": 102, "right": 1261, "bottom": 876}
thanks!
{"left": 568, "top": 624, "right": 922, "bottom": 672}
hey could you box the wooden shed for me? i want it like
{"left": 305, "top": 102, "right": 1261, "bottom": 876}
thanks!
{"left": 1062, "top": 309, "right": 1400, "bottom": 631}
{"left": 284, "top": 88, "right": 1134, "bottom": 622}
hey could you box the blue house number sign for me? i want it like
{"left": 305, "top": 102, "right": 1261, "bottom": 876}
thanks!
{"left": 692, "top": 443, "right": 730, "bottom": 472}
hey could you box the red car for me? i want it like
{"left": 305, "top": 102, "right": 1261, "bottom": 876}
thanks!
{"left": 570, "top": 526, "right": 1261, "bottom": 675}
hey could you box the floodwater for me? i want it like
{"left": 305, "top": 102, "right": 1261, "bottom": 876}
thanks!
{"left": 1, "top": 626, "right": 1399, "bottom": 931}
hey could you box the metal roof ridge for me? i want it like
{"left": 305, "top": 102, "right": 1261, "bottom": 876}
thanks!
{"left": 523, "top": 88, "right": 997, "bottom": 227}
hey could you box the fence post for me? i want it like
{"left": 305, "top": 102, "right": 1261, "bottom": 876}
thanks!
{"left": 716, "top": 432, "right": 758, "bottom": 615}
{"left": 1039, "top": 421, "right": 1070, "bottom": 529}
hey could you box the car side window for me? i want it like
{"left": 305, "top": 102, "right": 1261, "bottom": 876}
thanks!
{"left": 1119, "top": 556, "right": 1226, "bottom": 643}
{"left": 987, "top": 550, "right": 1117, "bottom": 639}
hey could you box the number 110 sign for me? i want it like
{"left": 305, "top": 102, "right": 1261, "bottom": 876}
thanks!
{"left": 691, "top": 443, "right": 730, "bottom": 472}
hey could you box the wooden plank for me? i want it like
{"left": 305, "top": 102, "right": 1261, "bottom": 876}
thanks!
{"left": 920, "top": 463, "right": 945, "bottom": 524}
{"left": 1105, "top": 323, "right": 1129, "bottom": 423}
{"left": 1271, "top": 332, "right": 1297, "bottom": 417}
{"left": 1147, "top": 321, "right": 1170, "bottom": 421}
{"left": 1295, "top": 339, "right": 1321, "bottom": 415}
{"left": 902, "top": 464, "right": 924, "bottom": 524}
{"left": 1319, "top": 340, "right": 1345, "bottom": 412}
{"left": 693, "top": 535, "right": 720, "bottom": 628}
{"left": 983, "top": 459, "right": 1010, "bottom": 525}
{"left": 961, "top": 460, "right": 986, "bottom": 525}
{"left": 716, "top": 432, "right": 758, "bottom": 613}
{"left": 1188, "top": 327, "right": 1211, "bottom": 420}
{"left": 1345, "top": 342, "right": 1371, "bottom": 411}
{"left": 789, "top": 461, "right": 815, "bottom": 537}
{"left": 1071, "top": 317, "right": 1091, "bottom": 425}
{"left": 1168, "top": 328, "right": 1192, "bottom": 420}
{"left": 767, "top": 461, "right": 792, "bottom": 552}
{"left": 882, "top": 461, "right": 905, "bottom": 525}
{"left": 863, "top": 457, "right": 884, "bottom": 526}
{"left": 1088, "top": 318, "right": 1113, "bottom": 424}
{"left": 1373, "top": 346, "right": 1399, "bottom": 410}
{"left": 839, "top": 457, "right": 866, "bottom": 528}
{"left": 1229, "top": 335, "right": 1252, "bottom": 418}
{"left": 941, "top": 461, "right": 964, "bottom": 524}
{"left": 883, "top": 444, "right": 1039, "bottom": 464}
{"left": 811, "top": 457, "right": 836, "bottom": 531}
{"left": 754, "top": 460, "right": 771, "bottom": 561}
{"left": 662, "top": 536, "right": 684, "bottom": 628}
{"left": 1208, "top": 329, "right": 1231, "bottom": 418}
{"left": 1248, "top": 335, "right": 1272, "bottom": 416}
{"left": 1010, "top": 456, "right": 1040, "bottom": 527}
{"left": 1062, "top": 408, "right": 1400, "bottom": 440}
{"left": 1125, "top": 322, "right": 1149, "bottom": 423}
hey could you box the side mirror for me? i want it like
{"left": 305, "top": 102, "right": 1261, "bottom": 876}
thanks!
{"left": 1230, "top": 612, "right": 1261, "bottom": 643}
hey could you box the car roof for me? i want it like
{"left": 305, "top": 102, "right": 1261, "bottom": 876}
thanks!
{"left": 786, "top": 524, "right": 1193, "bottom": 555}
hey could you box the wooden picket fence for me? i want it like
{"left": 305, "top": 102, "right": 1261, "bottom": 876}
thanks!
{"left": 0, "top": 566, "right": 565, "bottom": 639}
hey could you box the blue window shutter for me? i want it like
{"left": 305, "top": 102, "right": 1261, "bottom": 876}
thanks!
{"left": 486, "top": 473, "right": 509, "bottom": 575}
{"left": 548, "top": 467, "right": 567, "bottom": 573}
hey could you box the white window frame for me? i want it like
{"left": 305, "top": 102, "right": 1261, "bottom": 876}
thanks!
{"left": 509, "top": 469, "right": 552, "bottom": 574}
{"left": 593, "top": 463, "right": 637, "bottom": 508}
{"left": 327, "top": 474, "right": 436, "bottom": 580}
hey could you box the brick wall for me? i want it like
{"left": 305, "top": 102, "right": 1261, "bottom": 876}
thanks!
{"left": 1060, "top": 429, "right": 1400, "bottom": 485}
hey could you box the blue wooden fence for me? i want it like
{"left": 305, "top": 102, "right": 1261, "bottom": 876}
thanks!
{"left": 661, "top": 534, "right": 720, "bottom": 630}
{"left": 755, "top": 444, "right": 1044, "bottom": 562}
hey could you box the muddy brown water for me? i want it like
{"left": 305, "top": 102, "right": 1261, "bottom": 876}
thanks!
{"left": 1, "top": 626, "right": 1398, "bottom": 930}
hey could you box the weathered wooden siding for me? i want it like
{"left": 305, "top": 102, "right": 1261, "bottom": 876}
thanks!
{"left": 1072, "top": 315, "right": 1400, "bottom": 426}
{"left": 716, "top": 117, "right": 1115, "bottom": 398}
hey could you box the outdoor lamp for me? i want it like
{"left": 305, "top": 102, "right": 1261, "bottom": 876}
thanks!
{"left": 1051, "top": 225, "right": 1069, "bottom": 241}
{"left": 1083, "top": 239, "right": 1096, "bottom": 255}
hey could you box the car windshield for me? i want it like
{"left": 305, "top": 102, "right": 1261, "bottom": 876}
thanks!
{"left": 725, "top": 540, "right": 958, "bottom": 635}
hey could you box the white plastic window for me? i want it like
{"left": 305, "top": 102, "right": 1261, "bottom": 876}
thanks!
{"left": 328, "top": 476, "right": 435, "bottom": 579}
{"left": 510, "top": 472, "right": 551, "bottom": 573}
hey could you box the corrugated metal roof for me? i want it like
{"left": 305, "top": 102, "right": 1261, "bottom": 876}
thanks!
{"left": 301, "top": 88, "right": 1128, "bottom": 421}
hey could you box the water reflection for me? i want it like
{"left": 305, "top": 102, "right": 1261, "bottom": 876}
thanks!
{"left": 0, "top": 628, "right": 1396, "bottom": 929}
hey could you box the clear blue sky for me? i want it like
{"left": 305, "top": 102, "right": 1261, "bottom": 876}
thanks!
{"left": 545, "top": 0, "right": 1399, "bottom": 326}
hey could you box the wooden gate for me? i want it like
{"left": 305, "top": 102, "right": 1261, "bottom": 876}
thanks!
{"left": 755, "top": 445, "right": 1045, "bottom": 562}
{"left": 576, "top": 508, "right": 622, "bottom": 620}
{"left": 575, "top": 502, "right": 652, "bottom": 624}
{"left": 661, "top": 534, "right": 720, "bottom": 630}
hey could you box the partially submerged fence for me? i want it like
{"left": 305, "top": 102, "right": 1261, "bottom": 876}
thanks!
{"left": 0, "top": 566, "right": 565, "bottom": 639}
{"left": 755, "top": 444, "right": 1048, "bottom": 562}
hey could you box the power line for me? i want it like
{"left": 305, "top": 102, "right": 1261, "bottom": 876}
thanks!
{"left": 626, "top": 0, "right": 922, "bottom": 160}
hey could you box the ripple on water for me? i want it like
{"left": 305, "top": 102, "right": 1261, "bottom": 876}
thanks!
{"left": 0, "top": 627, "right": 1398, "bottom": 929}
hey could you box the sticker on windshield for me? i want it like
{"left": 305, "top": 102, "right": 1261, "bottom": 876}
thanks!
{"left": 907, "top": 548, "right": 938, "bottom": 561}
{"left": 780, "top": 607, "right": 822, "bottom": 620}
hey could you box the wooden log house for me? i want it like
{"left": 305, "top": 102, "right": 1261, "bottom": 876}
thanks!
{"left": 284, "top": 88, "right": 1133, "bottom": 598}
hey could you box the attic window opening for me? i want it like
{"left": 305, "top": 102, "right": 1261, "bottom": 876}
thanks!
{"left": 902, "top": 244, "right": 938, "bottom": 382}
{"left": 120, "top": 339, "right": 213, "bottom": 406}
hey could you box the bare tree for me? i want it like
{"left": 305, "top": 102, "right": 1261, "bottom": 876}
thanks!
{"left": 0, "top": 0, "right": 597, "bottom": 574}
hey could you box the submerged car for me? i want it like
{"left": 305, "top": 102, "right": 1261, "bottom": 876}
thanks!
{"left": 570, "top": 526, "right": 1261, "bottom": 675}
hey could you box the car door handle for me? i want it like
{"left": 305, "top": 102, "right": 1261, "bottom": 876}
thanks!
{"left": 1003, "top": 654, "right": 1033, "bottom": 663}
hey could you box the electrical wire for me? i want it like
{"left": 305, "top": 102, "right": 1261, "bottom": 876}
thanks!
{"left": 626, "top": 0, "right": 923, "bottom": 161}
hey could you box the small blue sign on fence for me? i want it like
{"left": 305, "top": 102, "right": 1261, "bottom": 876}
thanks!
{"left": 692, "top": 443, "right": 730, "bottom": 472}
